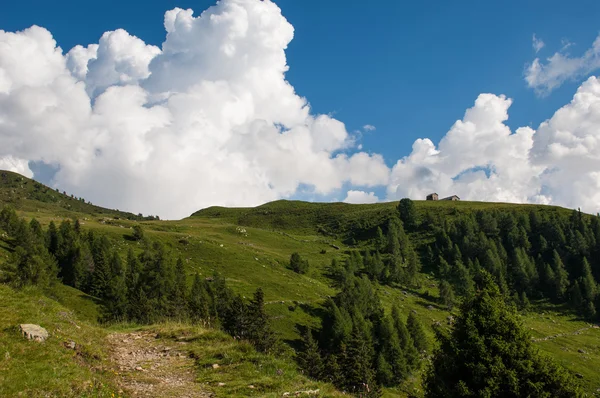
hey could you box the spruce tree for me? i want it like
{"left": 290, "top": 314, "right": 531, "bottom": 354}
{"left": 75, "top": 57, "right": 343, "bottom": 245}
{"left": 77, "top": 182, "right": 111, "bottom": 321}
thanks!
{"left": 188, "top": 273, "right": 211, "bottom": 325}
{"left": 424, "top": 272, "right": 582, "bottom": 398}
{"left": 439, "top": 280, "right": 455, "bottom": 310}
{"left": 391, "top": 305, "right": 419, "bottom": 369}
{"left": 172, "top": 257, "right": 188, "bottom": 320}
{"left": 550, "top": 250, "right": 569, "bottom": 301}
{"left": 247, "top": 288, "right": 277, "bottom": 353}
{"left": 398, "top": 198, "right": 418, "bottom": 231}
{"left": 297, "top": 328, "right": 323, "bottom": 379}
{"left": 343, "top": 326, "right": 379, "bottom": 397}
{"left": 407, "top": 312, "right": 428, "bottom": 354}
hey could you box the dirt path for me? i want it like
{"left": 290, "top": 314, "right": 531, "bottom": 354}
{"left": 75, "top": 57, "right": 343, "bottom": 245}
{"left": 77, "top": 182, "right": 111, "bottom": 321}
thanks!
{"left": 107, "top": 331, "right": 212, "bottom": 398}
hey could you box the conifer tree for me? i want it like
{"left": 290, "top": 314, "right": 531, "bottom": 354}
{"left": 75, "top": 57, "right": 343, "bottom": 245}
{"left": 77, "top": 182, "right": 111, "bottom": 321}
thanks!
{"left": 247, "top": 288, "right": 277, "bottom": 353}
{"left": 297, "top": 328, "right": 323, "bottom": 379}
{"left": 392, "top": 305, "right": 419, "bottom": 370}
{"left": 343, "top": 326, "right": 379, "bottom": 397}
{"left": 375, "top": 226, "right": 386, "bottom": 252}
{"left": 425, "top": 272, "right": 582, "bottom": 398}
{"left": 46, "top": 221, "right": 60, "bottom": 256}
{"left": 188, "top": 273, "right": 212, "bottom": 325}
{"left": 104, "top": 251, "right": 128, "bottom": 320}
{"left": 439, "top": 280, "right": 455, "bottom": 310}
{"left": 290, "top": 252, "right": 309, "bottom": 274}
{"left": 550, "top": 250, "right": 569, "bottom": 301}
{"left": 398, "top": 198, "right": 418, "bottom": 231}
{"left": 407, "top": 312, "right": 428, "bottom": 354}
{"left": 172, "top": 257, "right": 188, "bottom": 320}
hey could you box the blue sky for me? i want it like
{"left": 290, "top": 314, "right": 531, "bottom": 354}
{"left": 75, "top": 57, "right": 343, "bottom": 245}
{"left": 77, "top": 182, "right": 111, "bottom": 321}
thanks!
{"left": 2, "top": 0, "right": 599, "bottom": 164}
{"left": 1, "top": 0, "right": 600, "bottom": 217}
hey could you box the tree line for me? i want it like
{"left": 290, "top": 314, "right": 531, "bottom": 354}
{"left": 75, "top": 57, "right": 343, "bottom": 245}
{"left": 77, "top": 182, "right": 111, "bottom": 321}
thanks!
{"left": 297, "top": 270, "right": 427, "bottom": 396}
{"left": 0, "top": 206, "right": 276, "bottom": 353}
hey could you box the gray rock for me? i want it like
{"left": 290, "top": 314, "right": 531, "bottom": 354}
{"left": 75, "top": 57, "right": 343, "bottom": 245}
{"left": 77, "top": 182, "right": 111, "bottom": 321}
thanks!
{"left": 64, "top": 340, "right": 76, "bottom": 350}
{"left": 578, "top": 349, "right": 587, "bottom": 354}
{"left": 19, "top": 324, "right": 49, "bottom": 342}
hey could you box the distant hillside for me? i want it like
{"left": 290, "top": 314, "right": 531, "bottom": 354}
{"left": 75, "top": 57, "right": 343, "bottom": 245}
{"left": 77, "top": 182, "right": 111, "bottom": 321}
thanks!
{"left": 193, "top": 198, "right": 573, "bottom": 242}
{"left": 0, "top": 170, "right": 156, "bottom": 220}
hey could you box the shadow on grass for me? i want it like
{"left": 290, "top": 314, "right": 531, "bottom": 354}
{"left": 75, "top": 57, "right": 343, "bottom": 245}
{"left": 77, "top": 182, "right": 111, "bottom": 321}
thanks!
{"left": 122, "top": 234, "right": 137, "bottom": 242}
{"left": 415, "top": 299, "right": 446, "bottom": 311}
{"left": 298, "top": 303, "right": 327, "bottom": 320}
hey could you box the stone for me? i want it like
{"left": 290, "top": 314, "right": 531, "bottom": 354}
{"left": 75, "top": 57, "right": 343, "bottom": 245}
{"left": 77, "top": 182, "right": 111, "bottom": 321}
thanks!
{"left": 19, "top": 324, "right": 49, "bottom": 342}
{"left": 578, "top": 349, "right": 587, "bottom": 354}
{"left": 427, "top": 305, "right": 434, "bottom": 310}
{"left": 248, "top": 385, "right": 255, "bottom": 389}
{"left": 217, "top": 382, "right": 226, "bottom": 387}
{"left": 135, "top": 366, "right": 143, "bottom": 371}
{"left": 64, "top": 340, "right": 76, "bottom": 350}
{"left": 575, "top": 373, "right": 584, "bottom": 379}
{"left": 212, "top": 363, "right": 220, "bottom": 369}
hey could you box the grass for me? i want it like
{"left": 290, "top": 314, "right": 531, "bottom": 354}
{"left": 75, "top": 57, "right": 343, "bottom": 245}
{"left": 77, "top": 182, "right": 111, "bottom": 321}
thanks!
{"left": 0, "top": 284, "right": 119, "bottom": 397}
{"left": 1, "top": 170, "right": 599, "bottom": 396}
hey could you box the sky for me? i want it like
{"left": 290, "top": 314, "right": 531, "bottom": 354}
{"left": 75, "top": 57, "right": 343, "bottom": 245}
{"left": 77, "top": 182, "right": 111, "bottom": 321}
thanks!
{"left": 1, "top": 0, "right": 600, "bottom": 219}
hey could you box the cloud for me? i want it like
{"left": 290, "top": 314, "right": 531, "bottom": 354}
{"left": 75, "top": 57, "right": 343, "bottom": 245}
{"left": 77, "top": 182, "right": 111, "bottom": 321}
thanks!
{"left": 363, "top": 124, "right": 376, "bottom": 131}
{"left": 0, "top": 156, "right": 33, "bottom": 177}
{"left": 343, "top": 190, "right": 379, "bottom": 204}
{"left": 0, "top": 0, "right": 389, "bottom": 219}
{"left": 387, "top": 94, "right": 544, "bottom": 204}
{"left": 2, "top": 0, "right": 600, "bottom": 218}
{"left": 532, "top": 34, "right": 545, "bottom": 53}
{"left": 386, "top": 76, "right": 600, "bottom": 213}
{"left": 525, "top": 34, "right": 600, "bottom": 95}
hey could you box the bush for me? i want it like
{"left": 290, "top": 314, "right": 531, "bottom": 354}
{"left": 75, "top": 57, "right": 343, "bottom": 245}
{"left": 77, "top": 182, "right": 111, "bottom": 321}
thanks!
{"left": 289, "top": 252, "right": 309, "bottom": 274}
{"left": 132, "top": 225, "right": 144, "bottom": 241}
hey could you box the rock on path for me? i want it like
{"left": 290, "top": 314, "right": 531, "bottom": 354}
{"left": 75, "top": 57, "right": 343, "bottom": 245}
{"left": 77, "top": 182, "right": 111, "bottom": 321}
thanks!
{"left": 107, "top": 331, "right": 211, "bottom": 398}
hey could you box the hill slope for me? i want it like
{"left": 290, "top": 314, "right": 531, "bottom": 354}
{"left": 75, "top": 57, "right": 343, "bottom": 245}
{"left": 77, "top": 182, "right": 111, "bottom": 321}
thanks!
{"left": 1, "top": 170, "right": 599, "bottom": 397}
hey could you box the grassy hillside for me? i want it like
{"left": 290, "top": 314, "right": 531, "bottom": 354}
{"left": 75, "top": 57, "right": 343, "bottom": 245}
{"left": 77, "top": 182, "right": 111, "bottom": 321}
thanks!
{"left": 1, "top": 170, "right": 599, "bottom": 396}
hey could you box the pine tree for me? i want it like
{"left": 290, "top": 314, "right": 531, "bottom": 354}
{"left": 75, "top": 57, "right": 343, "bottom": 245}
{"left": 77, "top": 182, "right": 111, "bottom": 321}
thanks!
{"left": 343, "top": 326, "right": 379, "bottom": 397}
{"left": 424, "top": 272, "right": 582, "bottom": 398}
{"left": 247, "top": 288, "right": 277, "bottom": 353}
{"left": 46, "top": 221, "right": 60, "bottom": 256}
{"left": 439, "top": 280, "right": 455, "bottom": 310}
{"left": 398, "top": 198, "right": 418, "bottom": 231}
{"left": 375, "top": 227, "right": 386, "bottom": 252}
{"left": 297, "top": 328, "right": 323, "bottom": 379}
{"left": 578, "top": 257, "right": 597, "bottom": 304}
{"left": 188, "top": 273, "right": 212, "bottom": 325}
{"left": 172, "top": 257, "right": 188, "bottom": 320}
{"left": 325, "top": 353, "right": 343, "bottom": 386}
{"left": 376, "top": 353, "right": 394, "bottom": 386}
{"left": 104, "top": 251, "right": 128, "bottom": 320}
{"left": 392, "top": 305, "right": 419, "bottom": 369}
{"left": 290, "top": 252, "right": 309, "bottom": 274}
{"left": 550, "top": 250, "right": 569, "bottom": 301}
{"left": 407, "top": 312, "right": 428, "bottom": 354}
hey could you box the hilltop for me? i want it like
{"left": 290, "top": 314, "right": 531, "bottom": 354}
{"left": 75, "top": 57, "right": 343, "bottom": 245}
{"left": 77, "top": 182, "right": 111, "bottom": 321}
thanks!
{"left": 1, "top": 170, "right": 599, "bottom": 397}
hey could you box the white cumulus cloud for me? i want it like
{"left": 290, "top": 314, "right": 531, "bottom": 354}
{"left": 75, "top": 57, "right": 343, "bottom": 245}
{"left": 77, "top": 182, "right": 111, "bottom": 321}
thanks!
{"left": 343, "top": 190, "right": 379, "bottom": 204}
{"left": 2, "top": 0, "right": 600, "bottom": 218}
{"left": 0, "top": 0, "right": 389, "bottom": 219}
{"left": 526, "top": 34, "right": 600, "bottom": 95}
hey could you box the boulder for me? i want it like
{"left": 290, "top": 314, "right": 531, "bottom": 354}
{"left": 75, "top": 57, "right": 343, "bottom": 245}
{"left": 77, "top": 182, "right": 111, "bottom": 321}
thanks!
{"left": 19, "top": 324, "right": 49, "bottom": 342}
